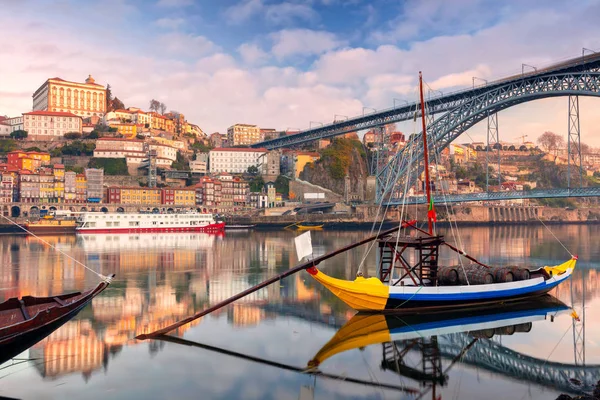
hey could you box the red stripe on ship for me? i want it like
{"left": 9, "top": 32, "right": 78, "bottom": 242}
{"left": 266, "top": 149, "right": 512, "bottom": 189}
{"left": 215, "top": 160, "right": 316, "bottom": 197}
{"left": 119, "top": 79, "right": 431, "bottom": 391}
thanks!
{"left": 76, "top": 222, "right": 226, "bottom": 234}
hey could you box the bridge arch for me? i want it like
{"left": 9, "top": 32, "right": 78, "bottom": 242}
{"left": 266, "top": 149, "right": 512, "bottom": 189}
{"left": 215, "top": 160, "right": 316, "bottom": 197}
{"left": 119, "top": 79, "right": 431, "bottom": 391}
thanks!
{"left": 378, "top": 72, "right": 600, "bottom": 201}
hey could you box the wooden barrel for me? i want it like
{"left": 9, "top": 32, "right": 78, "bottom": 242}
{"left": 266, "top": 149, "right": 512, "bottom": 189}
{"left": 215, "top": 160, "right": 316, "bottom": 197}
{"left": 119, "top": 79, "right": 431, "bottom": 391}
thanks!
{"left": 492, "top": 267, "right": 514, "bottom": 283}
{"left": 509, "top": 266, "right": 531, "bottom": 281}
{"left": 437, "top": 266, "right": 459, "bottom": 285}
{"left": 494, "top": 325, "right": 516, "bottom": 335}
{"left": 470, "top": 329, "right": 495, "bottom": 339}
{"left": 514, "top": 322, "right": 533, "bottom": 333}
{"left": 458, "top": 268, "right": 494, "bottom": 285}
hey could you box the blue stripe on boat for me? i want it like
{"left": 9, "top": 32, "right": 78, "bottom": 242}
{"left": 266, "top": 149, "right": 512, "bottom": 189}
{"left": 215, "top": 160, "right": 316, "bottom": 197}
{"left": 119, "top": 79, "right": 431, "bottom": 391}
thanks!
{"left": 387, "top": 306, "right": 568, "bottom": 335}
{"left": 388, "top": 274, "right": 568, "bottom": 302}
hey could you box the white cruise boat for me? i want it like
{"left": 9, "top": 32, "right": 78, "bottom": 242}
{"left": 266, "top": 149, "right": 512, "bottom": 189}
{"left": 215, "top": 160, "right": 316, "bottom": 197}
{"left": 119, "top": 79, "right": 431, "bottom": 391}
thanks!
{"left": 76, "top": 212, "right": 225, "bottom": 234}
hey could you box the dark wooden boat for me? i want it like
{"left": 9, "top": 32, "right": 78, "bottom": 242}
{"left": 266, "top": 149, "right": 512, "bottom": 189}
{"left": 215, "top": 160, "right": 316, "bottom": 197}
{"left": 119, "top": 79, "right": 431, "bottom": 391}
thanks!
{"left": 0, "top": 275, "right": 114, "bottom": 364}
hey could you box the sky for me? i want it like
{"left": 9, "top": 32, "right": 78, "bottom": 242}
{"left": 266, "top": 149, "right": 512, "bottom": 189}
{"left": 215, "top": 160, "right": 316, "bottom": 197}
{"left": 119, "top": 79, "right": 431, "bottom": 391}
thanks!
{"left": 1, "top": 0, "right": 600, "bottom": 145}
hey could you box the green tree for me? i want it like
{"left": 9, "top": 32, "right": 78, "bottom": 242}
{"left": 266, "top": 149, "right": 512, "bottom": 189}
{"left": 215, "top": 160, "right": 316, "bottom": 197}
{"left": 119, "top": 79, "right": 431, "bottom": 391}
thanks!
{"left": 0, "top": 139, "right": 17, "bottom": 153}
{"left": 64, "top": 132, "right": 82, "bottom": 140}
{"left": 84, "top": 130, "right": 101, "bottom": 139}
{"left": 65, "top": 165, "right": 84, "bottom": 174}
{"left": 247, "top": 165, "right": 259, "bottom": 176}
{"left": 88, "top": 158, "right": 128, "bottom": 175}
{"left": 25, "top": 146, "right": 42, "bottom": 152}
{"left": 10, "top": 130, "right": 28, "bottom": 140}
{"left": 274, "top": 175, "right": 289, "bottom": 195}
{"left": 191, "top": 141, "right": 213, "bottom": 152}
{"left": 171, "top": 152, "right": 189, "bottom": 171}
{"left": 59, "top": 141, "right": 95, "bottom": 156}
{"left": 249, "top": 175, "right": 265, "bottom": 192}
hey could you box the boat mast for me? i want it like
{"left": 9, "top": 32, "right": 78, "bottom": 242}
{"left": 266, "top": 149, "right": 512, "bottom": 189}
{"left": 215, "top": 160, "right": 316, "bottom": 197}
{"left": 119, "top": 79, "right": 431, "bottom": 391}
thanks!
{"left": 418, "top": 71, "right": 433, "bottom": 235}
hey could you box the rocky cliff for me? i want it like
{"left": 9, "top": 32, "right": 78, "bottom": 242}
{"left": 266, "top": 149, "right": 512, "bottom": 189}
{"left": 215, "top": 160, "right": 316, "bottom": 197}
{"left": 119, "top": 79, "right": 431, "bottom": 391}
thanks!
{"left": 299, "top": 139, "right": 368, "bottom": 196}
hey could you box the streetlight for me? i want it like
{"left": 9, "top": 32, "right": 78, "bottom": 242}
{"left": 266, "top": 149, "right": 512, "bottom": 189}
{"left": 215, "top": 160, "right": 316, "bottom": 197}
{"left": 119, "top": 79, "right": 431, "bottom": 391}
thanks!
{"left": 582, "top": 47, "right": 597, "bottom": 64}
{"left": 362, "top": 107, "right": 376, "bottom": 116}
{"left": 521, "top": 63, "right": 537, "bottom": 74}
{"left": 393, "top": 98, "right": 409, "bottom": 108}
{"left": 334, "top": 114, "right": 348, "bottom": 122}
{"left": 472, "top": 77, "right": 488, "bottom": 88}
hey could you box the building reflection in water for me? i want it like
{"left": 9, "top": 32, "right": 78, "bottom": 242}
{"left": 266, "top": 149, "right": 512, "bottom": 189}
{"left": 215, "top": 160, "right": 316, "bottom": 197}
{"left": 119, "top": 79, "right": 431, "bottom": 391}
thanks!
{"left": 1, "top": 226, "right": 598, "bottom": 385}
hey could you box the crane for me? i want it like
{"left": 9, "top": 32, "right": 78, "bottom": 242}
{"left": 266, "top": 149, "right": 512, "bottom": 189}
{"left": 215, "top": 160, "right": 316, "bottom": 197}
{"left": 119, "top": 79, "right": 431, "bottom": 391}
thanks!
{"left": 516, "top": 134, "right": 528, "bottom": 143}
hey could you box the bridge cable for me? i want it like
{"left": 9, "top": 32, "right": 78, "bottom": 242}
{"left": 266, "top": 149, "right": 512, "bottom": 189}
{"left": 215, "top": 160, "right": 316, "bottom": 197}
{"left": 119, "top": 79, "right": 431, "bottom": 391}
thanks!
{"left": 0, "top": 214, "right": 110, "bottom": 282}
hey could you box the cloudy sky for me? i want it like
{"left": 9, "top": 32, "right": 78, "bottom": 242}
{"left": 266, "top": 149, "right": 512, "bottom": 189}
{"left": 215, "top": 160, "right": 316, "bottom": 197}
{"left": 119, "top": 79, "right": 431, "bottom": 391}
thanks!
{"left": 1, "top": 0, "right": 600, "bottom": 144}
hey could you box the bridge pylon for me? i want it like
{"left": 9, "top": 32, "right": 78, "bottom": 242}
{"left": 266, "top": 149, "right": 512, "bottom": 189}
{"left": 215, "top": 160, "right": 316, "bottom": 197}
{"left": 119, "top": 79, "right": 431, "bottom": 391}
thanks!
{"left": 567, "top": 95, "right": 583, "bottom": 188}
{"left": 486, "top": 112, "right": 501, "bottom": 191}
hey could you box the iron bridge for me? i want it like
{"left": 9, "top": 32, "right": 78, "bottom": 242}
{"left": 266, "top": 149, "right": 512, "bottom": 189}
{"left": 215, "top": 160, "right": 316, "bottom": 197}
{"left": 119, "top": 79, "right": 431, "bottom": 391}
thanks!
{"left": 387, "top": 187, "right": 600, "bottom": 205}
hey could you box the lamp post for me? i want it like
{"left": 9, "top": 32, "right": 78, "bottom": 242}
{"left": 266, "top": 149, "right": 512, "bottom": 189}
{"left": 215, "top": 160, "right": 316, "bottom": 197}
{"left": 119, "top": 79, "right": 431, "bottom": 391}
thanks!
{"left": 521, "top": 63, "right": 537, "bottom": 74}
{"left": 393, "top": 98, "right": 409, "bottom": 108}
{"left": 362, "top": 107, "right": 376, "bottom": 116}
{"left": 334, "top": 114, "right": 348, "bottom": 122}
{"left": 472, "top": 77, "right": 488, "bottom": 88}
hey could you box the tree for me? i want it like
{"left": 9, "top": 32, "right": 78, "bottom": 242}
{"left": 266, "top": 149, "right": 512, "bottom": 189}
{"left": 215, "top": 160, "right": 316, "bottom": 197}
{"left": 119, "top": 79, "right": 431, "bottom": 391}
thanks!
{"left": 10, "top": 130, "right": 28, "bottom": 140}
{"left": 64, "top": 132, "right": 82, "bottom": 140}
{"left": 112, "top": 97, "right": 125, "bottom": 111}
{"left": 25, "top": 146, "right": 42, "bottom": 152}
{"left": 84, "top": 130, "right": 101, "bottom": 139}
{"left": 580, "top": 142, "right": 591, "bottom": 154}
{"left": 538, "top": 131, "right": 564, "bottom": 155}
{"left": 249, "top": 175, "right": 265, "bottom": 192}
{"left": 88, "top": 158, "right": 128, "bottom": 175}
{"left": 106, "top": 84, "right": 113, "bottom": 110}
{"left": 0, "top": 139, "right": 17, "bottom": 153}
{"left": 149, "top": 99, "right": 160, "bottom": 113}
{"left": 159, "top": 102, "right": 167, "bottom": 115}
{"left": 247, "top": 165, "right": 259, "bottom": 176}
{"left": 171, "top": 152, "right": 190, "bottom": 171}
{"left": 274, "top": 175, "right": 289, "bottom": 196}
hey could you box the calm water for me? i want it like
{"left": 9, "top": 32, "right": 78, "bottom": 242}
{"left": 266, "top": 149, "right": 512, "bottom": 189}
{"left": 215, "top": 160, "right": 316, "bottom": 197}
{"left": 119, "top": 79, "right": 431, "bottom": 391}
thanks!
{"left": 0, "top": 225, "right": 599, "bottom": 400}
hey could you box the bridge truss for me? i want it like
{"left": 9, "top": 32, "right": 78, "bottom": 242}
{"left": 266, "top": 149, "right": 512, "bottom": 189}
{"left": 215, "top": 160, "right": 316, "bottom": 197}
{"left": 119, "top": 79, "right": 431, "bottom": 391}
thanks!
{"left": 377, "top": 70, "right": 600, "bottom": 204}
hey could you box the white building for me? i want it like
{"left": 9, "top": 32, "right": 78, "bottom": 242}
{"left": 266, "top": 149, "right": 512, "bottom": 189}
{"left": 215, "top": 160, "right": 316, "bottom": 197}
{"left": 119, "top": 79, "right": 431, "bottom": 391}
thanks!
{"left": 0, "top": 122, "right": 10, "bottom": 137}
{"left": 190, "top": 160, "right": 208, "bottom": 174}
{"left": 6, "top": 116, "right": 23, "bottom": 132}
{"left": 22, "top": 111, "right": 82, "bottom": 139}
{"left": 93, "top": 137, "right": 177, "bottom": 167}
{"left": 209, "top": 148, "right": 268, "bottom": 174}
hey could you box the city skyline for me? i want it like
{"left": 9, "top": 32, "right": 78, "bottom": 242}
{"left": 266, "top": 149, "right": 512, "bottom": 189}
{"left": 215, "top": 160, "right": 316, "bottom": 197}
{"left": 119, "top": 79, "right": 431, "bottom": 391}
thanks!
{"left": 1, "top": 1, "right": 600, "bottom": 145}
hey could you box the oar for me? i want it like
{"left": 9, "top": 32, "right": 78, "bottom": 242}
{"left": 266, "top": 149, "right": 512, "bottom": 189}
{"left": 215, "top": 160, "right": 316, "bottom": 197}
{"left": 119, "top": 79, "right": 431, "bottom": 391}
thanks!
{"left": 403, "top": 220, "right": 491, "bottom": 269}
{"left": 153, "top": 334, "right": 420, "bottom": 394}
{"left": 136, "top": 224, "right": 407, "bottom": 340}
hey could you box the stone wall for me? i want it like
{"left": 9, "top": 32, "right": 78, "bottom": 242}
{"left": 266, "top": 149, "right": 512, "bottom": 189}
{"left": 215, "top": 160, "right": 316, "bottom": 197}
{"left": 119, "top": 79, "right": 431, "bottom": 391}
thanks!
{"left": 289, "top": 179, "right": 343, "bottom": 202}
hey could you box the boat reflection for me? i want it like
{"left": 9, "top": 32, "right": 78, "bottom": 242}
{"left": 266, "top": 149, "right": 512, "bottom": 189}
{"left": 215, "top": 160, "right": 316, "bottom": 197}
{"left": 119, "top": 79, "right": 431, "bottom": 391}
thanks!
{"left": 151, "top": 296, "right": 600, "bottom": 398}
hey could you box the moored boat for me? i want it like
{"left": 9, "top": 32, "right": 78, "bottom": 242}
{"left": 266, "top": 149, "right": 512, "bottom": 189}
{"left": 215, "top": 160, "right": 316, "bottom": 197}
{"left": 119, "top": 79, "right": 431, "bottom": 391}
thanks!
{"left": 24, "top": 215, "right": 77, "bottom": 235}
{"left": 302, "top": 71, "right": 577, "bottom": 312}
{"left": 76, "top": 211, "right": 225, "bottom": 234}
{"left": 0, "top": 275, "right": 114, "bottom": 364}
{"left": 225, "top": 224, "right": 256, "bottom": 230}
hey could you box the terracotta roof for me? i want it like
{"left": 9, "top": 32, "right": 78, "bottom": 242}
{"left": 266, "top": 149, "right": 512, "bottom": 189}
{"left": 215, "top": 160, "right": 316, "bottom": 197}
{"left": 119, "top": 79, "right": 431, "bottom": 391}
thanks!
{"left": 53, "top": 164, "right": 65, "bottom": 168}
{"left": 23, "top": 111, "right": 80, "bottom": 118}
{"left": 211, "top": 147, "right": 268, "bottom": 153}
{"left": 98, "top": 137, "right": 143, "bottom": 143}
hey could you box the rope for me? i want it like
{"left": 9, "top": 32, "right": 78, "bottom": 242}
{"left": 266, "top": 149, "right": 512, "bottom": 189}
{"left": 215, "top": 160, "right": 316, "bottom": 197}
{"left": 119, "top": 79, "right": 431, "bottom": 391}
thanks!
{"left": 0, "top": 214, "right": 109, "bottom": 282}
{"left": 535, "top": 214, "right": 574, "bottom": 257}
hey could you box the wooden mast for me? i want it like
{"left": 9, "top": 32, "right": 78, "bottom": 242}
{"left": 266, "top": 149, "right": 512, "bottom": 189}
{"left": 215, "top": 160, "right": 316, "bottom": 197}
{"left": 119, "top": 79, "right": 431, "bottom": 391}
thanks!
{"left": 418, "top": 71, "right": 433, "bottom": 235}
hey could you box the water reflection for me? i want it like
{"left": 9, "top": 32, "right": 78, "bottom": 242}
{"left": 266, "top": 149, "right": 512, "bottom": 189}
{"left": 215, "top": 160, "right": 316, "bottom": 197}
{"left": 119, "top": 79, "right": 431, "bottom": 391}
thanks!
{"left": 0, "top": 226, "right": 599, "bottom": 399}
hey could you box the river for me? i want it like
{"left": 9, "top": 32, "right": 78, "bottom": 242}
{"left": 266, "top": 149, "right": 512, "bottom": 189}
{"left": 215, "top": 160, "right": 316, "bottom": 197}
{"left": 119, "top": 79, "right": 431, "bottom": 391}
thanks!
{"left": 0, "top": 225, "right": 598, "bottom": 399}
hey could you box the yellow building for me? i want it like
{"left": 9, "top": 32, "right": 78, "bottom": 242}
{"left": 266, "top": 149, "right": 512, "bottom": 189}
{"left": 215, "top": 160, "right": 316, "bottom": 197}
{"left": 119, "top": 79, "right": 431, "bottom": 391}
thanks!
{"left": 32, "top": 75, "right": 107, "bottom": 118}
{"left": 174, "top": 189, "right": 195, "bottom": 206}
{"left": 39, "top": 170, "right": 55, "bottom": 203}
{"left": 118, "top": 187, "right": 162, "bottom": 205}
{"left": 109, "top": 123, "right": 137, "bottom": 138}
{"left": 149, "top": 112, "right": 167, "bottom": 131}
{"left": 295, "top": 152, "right": 320, "bottom": 178}
{"left": 227, "top": 124, "right": 262, "bottom": 146}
